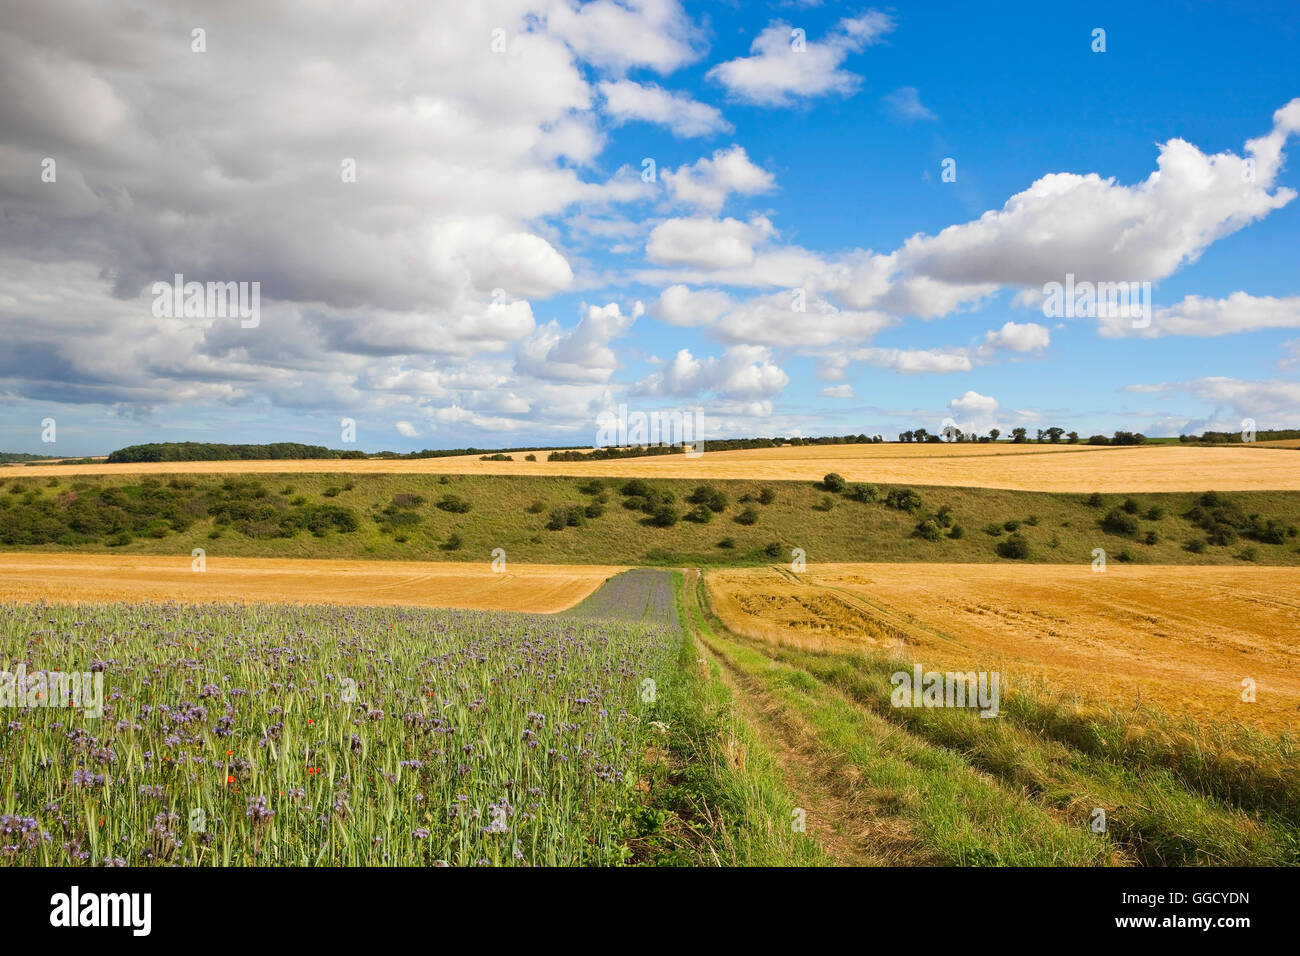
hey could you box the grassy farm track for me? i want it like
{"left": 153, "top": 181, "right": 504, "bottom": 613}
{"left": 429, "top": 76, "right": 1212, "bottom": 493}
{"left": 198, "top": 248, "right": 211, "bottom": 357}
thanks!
{"left": 8, "top": 442, "right": 1300, "bottom": 491}
{"left": 0, "top": 554, "right": 624, "bottom": 612}
{"left": 691, "top": 571, "right": 1300, "bottom": 865}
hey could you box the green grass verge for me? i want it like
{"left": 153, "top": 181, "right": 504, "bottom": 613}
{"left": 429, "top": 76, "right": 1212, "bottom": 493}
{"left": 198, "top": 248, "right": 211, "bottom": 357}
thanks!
{"left": 628, "top": 572, "right": 833, "bottom": 866}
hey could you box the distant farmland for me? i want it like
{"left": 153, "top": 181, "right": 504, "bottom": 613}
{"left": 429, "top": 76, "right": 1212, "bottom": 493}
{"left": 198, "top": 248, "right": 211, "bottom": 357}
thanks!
{"left": 0, "top": 554, "right": 623, "bottom": 611}
{"left": 707, "top": 563, "right": 1300, "bottom": 731}
{"left": 8, "top": 441, "right": 1300, "bottom": 491}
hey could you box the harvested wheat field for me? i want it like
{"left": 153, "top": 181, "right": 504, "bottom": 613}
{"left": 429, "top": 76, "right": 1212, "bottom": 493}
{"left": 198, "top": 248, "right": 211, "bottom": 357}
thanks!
{"left": 0, "top": 554, "right": 623, "bottom": 612}
{"left": 9, "top": 442, "right": 1297, "bottom": 490}
{"left": 708, "top": 563, "right": 1300, "bottom": 731}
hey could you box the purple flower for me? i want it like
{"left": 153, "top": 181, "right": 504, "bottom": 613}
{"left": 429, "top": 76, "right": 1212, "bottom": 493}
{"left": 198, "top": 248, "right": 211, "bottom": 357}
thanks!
{"left": 245, "top": 795, "right": 274, "bottom": 826}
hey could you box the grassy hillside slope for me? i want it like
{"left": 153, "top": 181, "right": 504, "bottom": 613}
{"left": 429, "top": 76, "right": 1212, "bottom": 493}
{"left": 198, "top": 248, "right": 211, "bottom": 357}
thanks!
{"left": 1, "top": 471, "right": 1296, "bottom": 566}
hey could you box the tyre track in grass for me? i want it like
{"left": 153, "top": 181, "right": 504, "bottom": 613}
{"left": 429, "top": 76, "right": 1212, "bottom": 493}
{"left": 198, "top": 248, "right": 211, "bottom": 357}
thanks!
{"left": 680, "top": 568, "right": 928, "bottom": 866}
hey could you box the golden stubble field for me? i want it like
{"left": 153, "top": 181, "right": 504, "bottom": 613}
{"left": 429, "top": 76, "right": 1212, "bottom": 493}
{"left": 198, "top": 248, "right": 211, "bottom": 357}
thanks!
{"left": 9, "top": 442, "right": 1299, "bottom": 491}
{"left": 707, "top": 563, "right": 1300, "bottom": 730}
{"left": 0, "top": 554, "right": 623, "bottom": 612}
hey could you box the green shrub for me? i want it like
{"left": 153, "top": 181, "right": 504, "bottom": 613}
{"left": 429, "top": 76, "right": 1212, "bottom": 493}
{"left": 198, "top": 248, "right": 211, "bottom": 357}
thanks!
{"left": 685, "top": 504, "right": 713, "bottom": 524}
{"left": 884, "top": 488, "right": 923, "bottom": 513}
{"left": 1123, "top": 497, "right": 1140, "bottom": 515}
{"left": 996, "top": 534, "right": 1030, "bottom": 559}
{"left": 1003, "top": 519, "right": 1021, "bottom": 532}
{"left": 758, "top": 487, "right": 776, "bottom": 505}
{"left": 1185, "top": 538, "right": 1207, "bottom": 554}
{"left": 915, "top": 519, "right": 943, "bottom": 541}
{"left": 948, "top": 524, "right": 965, "bottom": 539}
{"left": 717, "top": 538, "right": 736, "bottom": 549}
{"left": 687, "top": 485, "right": 728, "bottom": 513}
{"left": 649, "top": 504, "right": 679, "bottom": 528}
{"left": 763, "top": 541, "right": 782, "bottom": 558}
{"left": 1087, "top": 492, "right": 1104, "bottom": 507}
{"left": 1144, "top": 530, "right": 1159, "bottom": 545}
{"left": 546, "top": 506, "right": 586, "bottom": 530}
{"left": 526, "top": 500, "right": 546, "bottom": 514}
{"left": 442, "top": 532, "right": 463, "bottom": 551}
{"left": 1207, "top": 523, "right": 1237, "bottom": 546}
{"left": 822, "top": 473, "right": 847, "bottom": 493}
{"left": 735, "top": 507, "right": 759, "bottom": 526}
{"left": 437, "top": 495, "right": 472, "bottom": 514}
{"left": 846, "top": 483, "right": 878, "bottom": 503}
{"left": 1100, "top": 509, "right": 1139, "bottom": 535}
{"left": 1145, "top": 506, "right": 1165, "bottom": 521}
{"left": 621, "top": 479, "right": 652, "bottom": 498}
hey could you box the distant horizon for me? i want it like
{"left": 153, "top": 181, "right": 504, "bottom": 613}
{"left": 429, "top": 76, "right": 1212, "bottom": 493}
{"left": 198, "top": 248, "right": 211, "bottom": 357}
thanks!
{"left": 5, "top": 425, "right": 1296, "bottom": 462}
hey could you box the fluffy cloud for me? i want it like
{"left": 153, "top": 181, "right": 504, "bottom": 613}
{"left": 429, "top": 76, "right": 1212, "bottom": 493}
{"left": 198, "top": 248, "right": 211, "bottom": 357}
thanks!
{"left": 645, "top": 216, "right": 773, "bottom": 268}
{"left": 516, "top": 301, "right": 642, "bottom": 383}
{"left": 1127, "top": 378, "right": 1300, "bottom": 420}
{"left": 635, "top": 345, "right": 789, "bottom": 400}
{"left": 982, "top": 321, "right": 1050, "bottom": 352}
{"left": 1099, "top": 292, "right": 1300, "bottom": 338}
{"left": 850, "top": 347, "right": 973, "bottom": 374}
{"left": 547, "top": 0, "right": 704, "bottom": 74}
{"left": 652, "top": 285, "right": 734, "bottom": 326}
{"left": 821, "top": 384, "right": 855, "bottom": 398}
{"left": 947, "top": 390, "right": 1000, "bottom": 433}
{"left": 661, "top": 146, "right": 776, "bottom": 211}
{"left": 598, "top": 79, "right": 731, "bottom": 137}
{"left": 717, "top": 293, "right": 894, "bottom": 347}
{"left": 896, "top": 100, "right": 1300, "bottom": 293}
{"left": 706, "top": 12, "right": 895, "bottom": 106}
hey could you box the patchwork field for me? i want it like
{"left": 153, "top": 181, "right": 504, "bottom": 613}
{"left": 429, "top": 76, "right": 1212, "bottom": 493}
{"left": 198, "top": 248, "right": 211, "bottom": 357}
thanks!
{"left": 707, "top": 563, "right": 1300, "bottom": 731}
{"left": 0, "top": 554, "right": 622, "bottom": 612}
{"left": 7, "top": 442, "right": 1299, "bottom": 491}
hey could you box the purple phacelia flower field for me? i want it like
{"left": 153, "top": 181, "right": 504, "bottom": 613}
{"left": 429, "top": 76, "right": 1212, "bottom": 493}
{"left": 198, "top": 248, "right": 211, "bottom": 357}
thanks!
{"left": 0, "top": 586, "right": 677, "bottom": 866}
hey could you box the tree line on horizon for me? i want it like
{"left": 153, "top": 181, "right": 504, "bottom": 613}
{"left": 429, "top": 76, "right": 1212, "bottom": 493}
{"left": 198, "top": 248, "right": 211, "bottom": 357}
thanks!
{"left": 22, "top": 426, "right": 1299, "bottom": 466}
{"left": 898, "top": 427, "right": 1147, "bottom": 445}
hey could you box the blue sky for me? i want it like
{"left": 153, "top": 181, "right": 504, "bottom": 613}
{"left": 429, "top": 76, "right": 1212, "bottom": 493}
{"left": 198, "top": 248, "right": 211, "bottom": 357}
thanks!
{"left": 1, "top": 0, "right": 1298, "bottom": 454}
